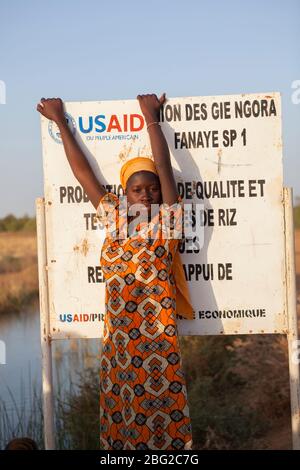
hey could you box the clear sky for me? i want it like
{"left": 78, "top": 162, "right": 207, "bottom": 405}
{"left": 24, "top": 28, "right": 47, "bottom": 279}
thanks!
{"left": 0, "top": 0, "right": 299, "bottom": 216}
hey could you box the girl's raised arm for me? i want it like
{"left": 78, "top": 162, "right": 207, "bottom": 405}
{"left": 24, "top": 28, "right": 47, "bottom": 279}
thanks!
{"left": 37, "top": 98, "right": 107, "bottom": 209}
{"left": 137, "top": 93, "right": 178, "bottom": 206}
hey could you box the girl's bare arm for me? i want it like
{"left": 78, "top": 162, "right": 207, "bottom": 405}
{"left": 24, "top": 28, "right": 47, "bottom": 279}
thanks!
{"left": 37, "top": 98, "right": 106, "bottom": 209}
{"left": 137, "top": 93, "right": 178, "bottom": 206}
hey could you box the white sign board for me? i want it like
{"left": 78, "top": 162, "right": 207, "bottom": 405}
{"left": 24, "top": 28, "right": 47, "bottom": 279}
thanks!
{"left": 40, "top": 93, "right": 286, "bottom": 339}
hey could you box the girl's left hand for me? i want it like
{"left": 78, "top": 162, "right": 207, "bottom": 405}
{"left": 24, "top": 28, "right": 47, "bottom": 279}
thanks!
{"left": 36, "top": 97, "right": 65, "bottom": 124}
{"left": 137, "top": 93, "right": 166, "bottom": 121}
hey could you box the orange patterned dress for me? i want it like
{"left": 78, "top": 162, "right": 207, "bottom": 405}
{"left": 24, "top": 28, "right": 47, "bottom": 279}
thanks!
{"left": 97, "top": 192, "right": 193, "bottom": 450}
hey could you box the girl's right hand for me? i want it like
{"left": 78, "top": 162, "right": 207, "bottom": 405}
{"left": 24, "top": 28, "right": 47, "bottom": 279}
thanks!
{"left": 36, "top": 97, "right": 65, "bottom": 124}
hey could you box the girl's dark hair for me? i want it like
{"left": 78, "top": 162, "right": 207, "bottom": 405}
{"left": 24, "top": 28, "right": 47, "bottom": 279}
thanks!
{"left": 5, "top": 437, "right": 38, "bottom": 450}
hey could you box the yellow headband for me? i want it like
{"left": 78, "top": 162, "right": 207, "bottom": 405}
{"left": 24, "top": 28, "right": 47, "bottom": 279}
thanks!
{"left": 119, "top": 156, "right": 195, "bottom": 320}
{"left": 120, "top": 157, "right": 158, "bottom": 189}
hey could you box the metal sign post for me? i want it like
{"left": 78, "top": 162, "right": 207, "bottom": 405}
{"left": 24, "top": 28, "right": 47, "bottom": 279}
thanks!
{"left": 284, "top": 188, "right": 300, "bottom": 449}
{"left": 36, "top": 197, "right": 55, "bottom": 450}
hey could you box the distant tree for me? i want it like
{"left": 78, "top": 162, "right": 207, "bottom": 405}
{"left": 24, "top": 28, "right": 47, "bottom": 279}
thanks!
{"left": 0, "top": 214, "right": 36, "bottom": 232}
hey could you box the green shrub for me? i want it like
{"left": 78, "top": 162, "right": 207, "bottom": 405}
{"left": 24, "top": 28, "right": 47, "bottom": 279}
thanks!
{"left": 58, "top": 369, "right": 100, "bottom": 450}
{"left": 294, "top": 206, "right": 300, "bottom": 229}
{"left": 0, "top": 214, "right": 36, "bottom": 232}
{"left": 179, "top": 335, "right": 278, "bottom": 449}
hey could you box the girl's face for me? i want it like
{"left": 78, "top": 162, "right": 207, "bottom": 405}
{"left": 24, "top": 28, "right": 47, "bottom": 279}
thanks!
{"left": 125, "top": 171, "right": 162, "bottom": 213}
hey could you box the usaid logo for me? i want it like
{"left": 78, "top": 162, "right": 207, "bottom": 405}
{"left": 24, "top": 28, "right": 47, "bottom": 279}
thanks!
{"left": 78, "top": 113, "right": 144, "bottom": 134}
{"left": 48, "top": 112, "right": 76, "bottom": 144}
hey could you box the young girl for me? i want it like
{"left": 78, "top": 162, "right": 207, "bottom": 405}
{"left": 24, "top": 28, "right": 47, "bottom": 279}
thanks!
{"left": 37, "top": 94, "right": 194, "bottom": 450}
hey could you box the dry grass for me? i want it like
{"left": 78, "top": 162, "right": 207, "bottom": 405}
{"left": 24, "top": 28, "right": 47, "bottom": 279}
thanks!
{"left": 0, "top": 232, "right": 38, "bottom": 313}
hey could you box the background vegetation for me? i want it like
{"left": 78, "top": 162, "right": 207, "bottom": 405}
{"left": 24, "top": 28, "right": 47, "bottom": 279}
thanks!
{"left": 0, "top": 214, "right": 36, "bottom": 232}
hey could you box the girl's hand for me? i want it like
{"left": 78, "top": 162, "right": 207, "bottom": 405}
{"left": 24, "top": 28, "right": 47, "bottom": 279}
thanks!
{"left": 137, "top": 93, "right": 166, "bottom": 122}
{"left": 36, "top": 97, "right": 65, "bottom": 125}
